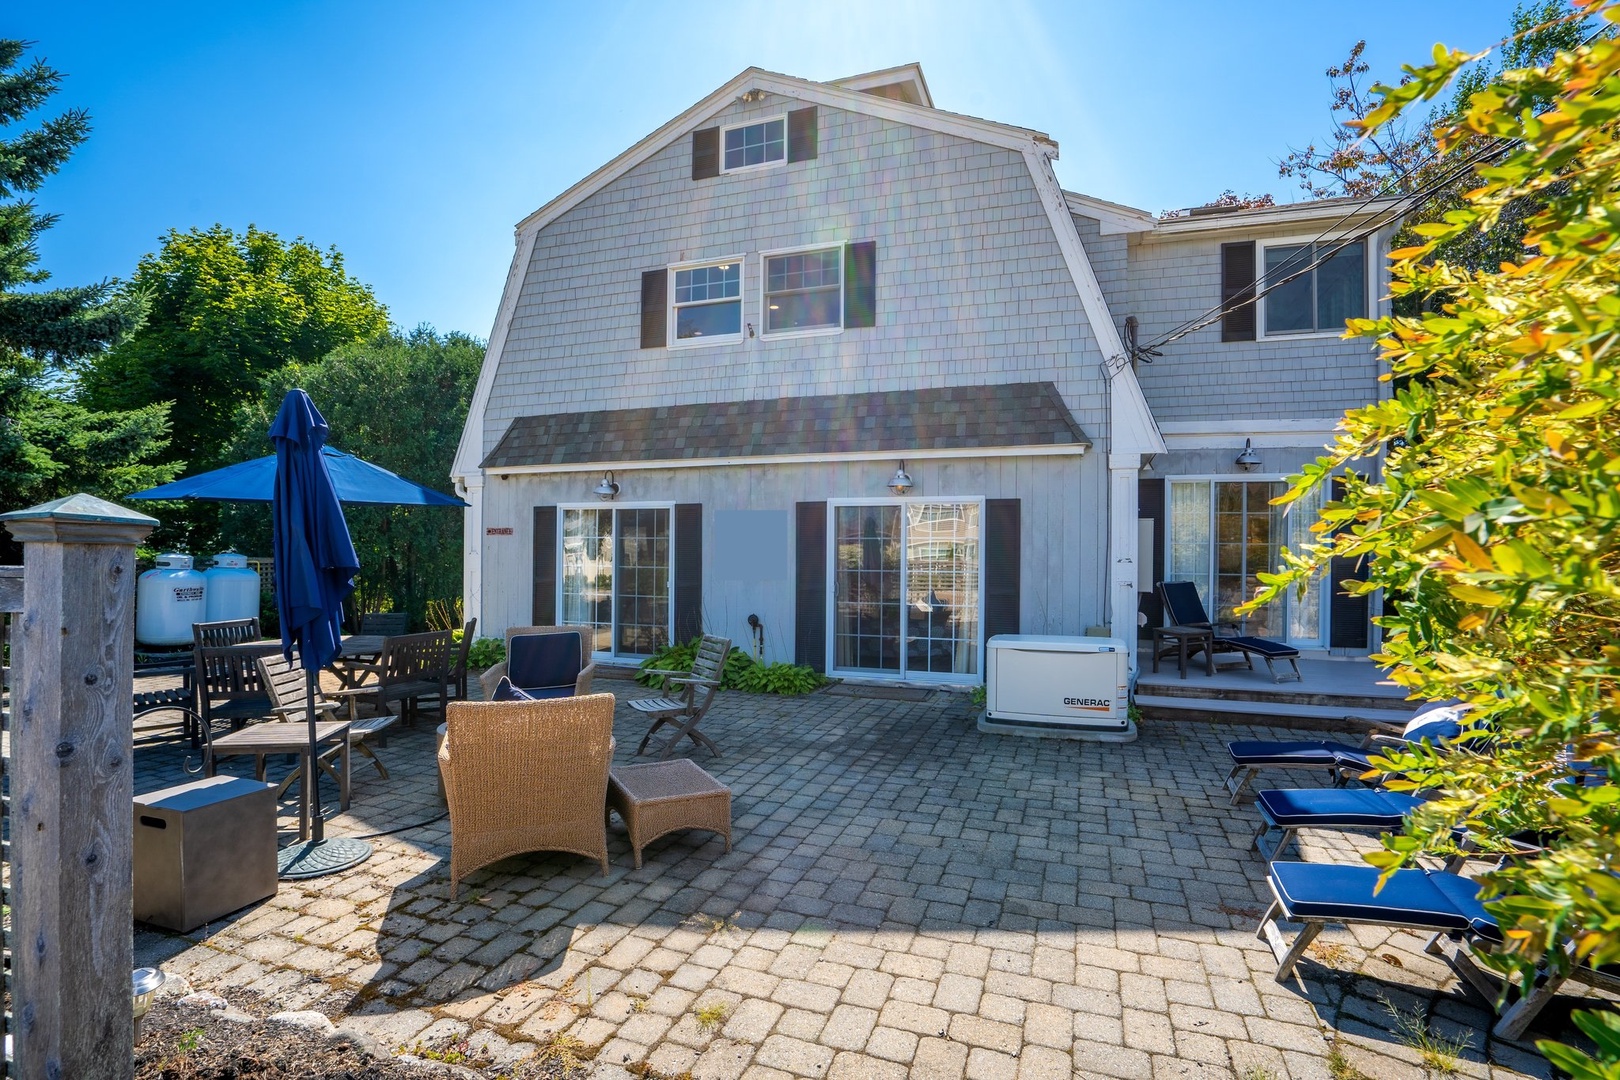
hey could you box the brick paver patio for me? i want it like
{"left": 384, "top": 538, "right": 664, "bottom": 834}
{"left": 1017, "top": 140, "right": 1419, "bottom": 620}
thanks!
{"left": 133, "top": 674, "right": 1574, "bottom": 1079}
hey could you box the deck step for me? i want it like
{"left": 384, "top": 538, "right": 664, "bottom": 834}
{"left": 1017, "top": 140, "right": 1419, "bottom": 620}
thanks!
{"left": 1138, "top": 679, "right": 1404, "bottom": 714}
{"left": 1135, "top": 693, "right": 1415, "bottom": 731}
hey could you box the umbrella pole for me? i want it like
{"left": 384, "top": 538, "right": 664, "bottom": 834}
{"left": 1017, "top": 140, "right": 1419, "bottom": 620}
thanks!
{"left": 306, "top": 669, "right": 324, "bottom": 842}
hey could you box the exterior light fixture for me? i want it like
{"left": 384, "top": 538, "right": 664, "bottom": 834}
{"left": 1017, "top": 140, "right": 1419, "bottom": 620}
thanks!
{"left": 887, "top": 462, "right": 914, "bottom": 496}
{"left": 1235, "top": 439, "right": 1262, "bottom": 473}
{"left": 593, "top": 471, "right": 620, "bottom": 500}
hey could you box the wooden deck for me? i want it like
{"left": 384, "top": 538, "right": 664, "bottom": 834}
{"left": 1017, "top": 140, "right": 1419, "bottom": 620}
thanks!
{"left": 1136, "top": 653, "right": 1417, "bottom": 730}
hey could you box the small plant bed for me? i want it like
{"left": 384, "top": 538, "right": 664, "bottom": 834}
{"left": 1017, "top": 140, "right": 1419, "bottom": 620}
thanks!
{"left": 135, "top": 986, "right": 587, "bottom": 1080}
{"left": 636, "top": 638, "right": 827, "bottom": 695}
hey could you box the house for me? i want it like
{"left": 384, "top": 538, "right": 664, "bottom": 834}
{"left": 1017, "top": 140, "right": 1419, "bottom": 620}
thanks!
{"left": 451, "top": 63, "right": 1399, "bottom": 683}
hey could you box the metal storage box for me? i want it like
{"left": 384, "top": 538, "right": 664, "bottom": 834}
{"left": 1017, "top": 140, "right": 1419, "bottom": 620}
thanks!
{"left": 979, "top": 634, "right": 1136, "bottom": 741}
{"left": 134, "top": 775, "right": 278, "bottom": 932}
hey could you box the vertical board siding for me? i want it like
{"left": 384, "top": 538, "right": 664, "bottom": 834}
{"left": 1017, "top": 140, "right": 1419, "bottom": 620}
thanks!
{"left": 794, "top": 502, "right": 827, "bottom": 671}
{"left": 532, "top": 506, "right": 557, "bottom": 625}
{"left": 674, "top": 504, "right": 703, "bottom": 639}
{"left": 983, "top": 498, "right": 1021, "bottom": 639}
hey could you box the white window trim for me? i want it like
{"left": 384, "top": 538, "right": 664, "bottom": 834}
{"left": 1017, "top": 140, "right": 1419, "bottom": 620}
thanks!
{"left": 823, "top": 495, "right": 987, "bottom": 684}
{"left": 760, "top": 242, "right": 845, "bottom": 341}
{"left": 1255, "top": 232, "right": 1372, "bottom": 341}
{"left": 555, "top": 501, "right": 677, "bottom": 659}
{"left": 666, "top": 254, "right": 746, "bottom": 350}
{"left": 719, "top": 114, "right": 788, "bottom": 175}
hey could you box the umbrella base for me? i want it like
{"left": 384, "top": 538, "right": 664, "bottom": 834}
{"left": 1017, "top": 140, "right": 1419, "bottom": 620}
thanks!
{"left": 277, "top": 837, "right": 372, "bottom": 879}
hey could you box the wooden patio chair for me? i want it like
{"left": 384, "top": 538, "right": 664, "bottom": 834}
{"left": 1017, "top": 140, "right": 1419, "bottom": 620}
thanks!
{"left": 330, "top": 629, "right": 452, "bottom": 727}
{"left": 438, "top": 694, "right": 616, "bottom": 896}
{"left": 419, "top": 617, "right": 478, "bottom": 715}
{"left": 258, "top": 652, "right": 396, "bottom": 780}
{"left": 192, "top": 642, "right": 279, "bottom": 733}
{"left": 358, "top": 611, "right": 409, "bottom": 637}
{"left": 630, "top": 634, "right": 732, "bottom": 761}
{"left": 478, "top": 624, "right": 596, "bottom": 700}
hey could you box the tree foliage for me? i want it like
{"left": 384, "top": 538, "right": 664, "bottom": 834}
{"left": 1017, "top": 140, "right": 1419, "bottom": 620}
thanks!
{"left": 1253, "top": 3, "right": 1620, "bottom": 1067}
{"left": 217, "top": 326, "right": 481, "bottom": 628}
{"left": 0, "top": 39, "right": 170, "bottom": 541}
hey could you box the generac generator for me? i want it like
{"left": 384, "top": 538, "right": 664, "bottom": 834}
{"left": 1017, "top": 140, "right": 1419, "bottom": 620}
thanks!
{"left": 978, "top": 635, "right": 1137, "bottom": 742}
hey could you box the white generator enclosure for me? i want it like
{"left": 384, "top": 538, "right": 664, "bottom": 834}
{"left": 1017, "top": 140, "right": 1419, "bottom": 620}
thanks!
{"left": 979, "top": 635, "right": 1136, "bottom": 742}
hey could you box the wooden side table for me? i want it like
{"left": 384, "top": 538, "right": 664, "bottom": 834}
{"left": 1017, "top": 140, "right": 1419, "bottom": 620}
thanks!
{"left": 607, "top": 759, "right": 732, "bottom": 869}
{"left": 1152, "top": 625, "right": 1216, "bottom": 678}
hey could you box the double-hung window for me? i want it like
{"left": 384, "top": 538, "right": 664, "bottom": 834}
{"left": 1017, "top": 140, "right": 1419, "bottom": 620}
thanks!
{"left": 763, "top": 246, "right": 842, "bottom": 336}
{"left": 1260, "top": 239, "right": 1366, "bottom": 336}
{"left": 670, "top": 259, "right": 742, "bottom": 345}
{"left": 722, "top": 117, "right": 786, "bottom": 172}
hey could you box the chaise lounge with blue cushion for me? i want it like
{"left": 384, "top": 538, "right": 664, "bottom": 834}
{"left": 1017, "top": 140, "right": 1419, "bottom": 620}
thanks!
{"left": 1252, "top": 786, "right": 1428, "bottom": 862}
{"left": 1157, "top": 580, "right": 1303, "bottom": 682}
{"left": 1224, "top": 701, "right": 1471, "bottom": 803}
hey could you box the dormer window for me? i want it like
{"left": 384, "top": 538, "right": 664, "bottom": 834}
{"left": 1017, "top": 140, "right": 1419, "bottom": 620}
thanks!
{"left": 722, "top": 117, "right": 786, "bottom": 172}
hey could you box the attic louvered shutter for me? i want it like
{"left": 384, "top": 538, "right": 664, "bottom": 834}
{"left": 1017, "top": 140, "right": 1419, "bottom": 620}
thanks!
{"left": 640, "top": 269, "right": 667, "bottom": 349}
{"left": 674, "top": 504, "right": 703, "bottom": 641}
{"left": 1327, "top": 477, "right": 1370, "bottom": 649}
{"left": 787, "top": 107, "right": 818, "bottom": 163}
{"left": 691, "top": 127, "right": 720, "bottom": 180}
{"left": 1220, "top": 241, "right": 1257, "bottom": 342}
{"left": 844, "top": 241, "right": 876, "bottom": 329}
{"left": 983, "top": 499, "right": 1021, "bottom": 640}
{"left": 532, "top": 506, "right": 557, "bottom": 624}
{"left": 794, "top": 502, "right": 827, "bottom": 671}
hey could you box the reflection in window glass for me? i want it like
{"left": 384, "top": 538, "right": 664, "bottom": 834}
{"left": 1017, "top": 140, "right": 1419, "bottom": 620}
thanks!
{"left": 560, "top": 507, "right": 670, "bottom": 657}
{"left": 765, "top": 248, "right": 841, "bottom": 333}
{"left": 1262, "top": 240, "right": 1366, "bottom": 335}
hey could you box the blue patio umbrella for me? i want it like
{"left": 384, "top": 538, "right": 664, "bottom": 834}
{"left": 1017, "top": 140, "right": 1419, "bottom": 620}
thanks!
{"left": 269, "top": 389, "right": 370, "bottom": 874}
{"left": 128, "top": 447, "right": 466, "bottom": 506}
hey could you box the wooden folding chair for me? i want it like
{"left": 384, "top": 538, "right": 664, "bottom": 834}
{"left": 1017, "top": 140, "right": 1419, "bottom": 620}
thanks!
{"left": 629, "top": 635, "right": 732, "bottom": 761}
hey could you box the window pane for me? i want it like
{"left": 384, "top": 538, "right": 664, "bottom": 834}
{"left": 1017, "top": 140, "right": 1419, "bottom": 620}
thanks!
{"left": 723, "top": 119, "right": 785, "bottom": 169}
{"left": 675, "top": 300, "right": 741, "bottom": 340}
{"left": 1167, "top": 481, "right": 1213, "bottom": 618}
{"left": 834, "top": 505, "right": 901, "bottom": 672}
{"left": 615, "top": 508, "right": 669, "bottom": 656}
{"left": 1316, "top": 241, "right": 1366, "bottom": 329}
{"left": 674, "top": 263, "right": 738, "bottom": 303}
{"left": 1263, "top": 244, "right": 1314, "bottom": 334}
{"left": 767, "top": 288, "right": 839, "bottom": 332}
{"left": 561, "top": 508, "right": 613, "bottom": 653}
{"left": 904, "top": 503, "right": 980, "bottom": 675}
{"left": 765, "top": 249, "right": 841, "bottom": 332}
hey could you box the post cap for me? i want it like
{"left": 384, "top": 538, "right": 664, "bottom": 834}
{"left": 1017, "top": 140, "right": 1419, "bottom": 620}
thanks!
{"left": 0, "top": 493, "right": 159, "bottom": 545}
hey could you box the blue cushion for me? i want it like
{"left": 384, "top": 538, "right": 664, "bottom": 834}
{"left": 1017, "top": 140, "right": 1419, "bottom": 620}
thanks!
{"left": 1256, "top": 788, "right": 1425, "bottom": 829}
{"left": 508, "top": 632, "right": 582, "bottom": 693}
{"left": 490, "top": 676, "right": 534, "bottom": 701}
{"left": 520, "top": 685, "right": 576, "bottom": 700}
{"left": 1403, "top": 703, "right": 1468, "bottom": 745}
{"left": 1269, "top": 863, "right": 1484, "bottom": 932}
{"left": 1225, "top": 635, "right": 1300, "bottom": 659}
{"left": 1228, "top": 740, "right": 1354, "bottom": 767}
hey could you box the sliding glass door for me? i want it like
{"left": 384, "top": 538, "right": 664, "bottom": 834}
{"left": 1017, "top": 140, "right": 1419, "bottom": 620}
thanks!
{"left": 831, "top": 500, "right": 982, "bottom": 679}
{"left": 560, "top": 506, "right": 671, "bottom": 657}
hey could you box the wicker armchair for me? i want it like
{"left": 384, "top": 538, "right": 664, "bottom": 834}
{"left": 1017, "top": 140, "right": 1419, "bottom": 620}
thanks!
{"left": 438, "top": 694, "right": 616, "bottom": 896}
{"left": 478, "top": 624, "right": 597, "bottom": 700}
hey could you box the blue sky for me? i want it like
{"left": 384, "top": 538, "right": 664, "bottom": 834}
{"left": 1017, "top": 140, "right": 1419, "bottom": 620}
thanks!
{"left": 16, "top": 1, "right": 1520, "bottom": 339}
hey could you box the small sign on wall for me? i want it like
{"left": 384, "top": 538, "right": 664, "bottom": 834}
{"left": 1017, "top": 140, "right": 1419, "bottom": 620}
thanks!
{"left": 486, "top": 527, "right": 513, "bottom": 536}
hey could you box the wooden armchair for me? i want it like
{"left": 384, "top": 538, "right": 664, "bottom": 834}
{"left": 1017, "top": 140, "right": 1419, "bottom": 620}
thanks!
{"left": 331, "top": 630, "right": 452, "bottom": 727}
{"left": 438, "top": 694, "right": 616, "bottom": 896}
{"left": 630, "top": 634, "right": 732, "bottom": 760}
{"left": 478, "top": 624, "right": 596, "bottom": 700}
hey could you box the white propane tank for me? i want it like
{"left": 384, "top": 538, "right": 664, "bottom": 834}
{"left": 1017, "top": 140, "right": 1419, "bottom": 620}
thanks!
{"left": 203, "top": 552, "right": 260, "bottom": 622}
{"left": 136, "top": 555, "right": 208, "bottom": 646}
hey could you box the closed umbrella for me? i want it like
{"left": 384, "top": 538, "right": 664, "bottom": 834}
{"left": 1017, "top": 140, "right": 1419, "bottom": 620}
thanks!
{"left": 269, "top": 389, "right": 371, "bottom": 876}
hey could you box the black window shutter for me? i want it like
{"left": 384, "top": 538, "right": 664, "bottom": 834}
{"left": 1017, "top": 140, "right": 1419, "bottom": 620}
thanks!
{"left": 1327, "top": 477, "right": 1370, "bottom": 649}
{"left": 794, "top": 502, "right": 827, "bottom": 671}
{"left": 640, "top": 269, "right": 667, "bottom": 349}
{"left": 1220, "top": 241, "right": 1257, "bottom": 342}
{"left": 844, "top": 241, "right": 876, "bottom": 329}
{"left": 983, "top": 499, "right": 1021, "bottom": 640}
{"left": 1137, "top": 478, "right": 1166, "bottom": 635}
{"left": 691, "top": 127, "right": 720, "bottom": 180}
{"left": 532, "top": 506, "right": 557, "bottom": 625}
{"left": 674, "top": 504, "right": 703, "bottom": 641}
{"left": 787, "top": 106, "right": 818, "bottom": 163}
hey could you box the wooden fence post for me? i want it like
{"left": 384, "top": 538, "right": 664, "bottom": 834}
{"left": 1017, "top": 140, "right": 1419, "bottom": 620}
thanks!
{"left": 0, "top": 494, "right": 156, "bottom": 1080}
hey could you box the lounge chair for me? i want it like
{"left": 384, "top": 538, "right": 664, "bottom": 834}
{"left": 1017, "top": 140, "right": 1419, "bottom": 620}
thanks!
{"left": 1252, "top": 787, "right": 1427, "bottom": 862}
{"left": 1224, "top": 701, "right": 1470, "bottom": 803}
{"left": 1157, "top": 581, "right": 1302, "bottom": 682}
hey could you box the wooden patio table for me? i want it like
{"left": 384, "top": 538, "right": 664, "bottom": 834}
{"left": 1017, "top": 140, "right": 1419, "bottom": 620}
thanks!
{"left": 1152, "top": 625, "right": 1216, "bottom": 679}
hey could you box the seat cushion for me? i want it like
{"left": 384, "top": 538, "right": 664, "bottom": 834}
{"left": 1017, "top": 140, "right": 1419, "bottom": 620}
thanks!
{"left": 1256, "top": 788, "right": 1424, "bottom": 829}
{"left": 508, "top": 632, "right": 582, "bottom": 691}
{"left": 1403, "top": 703, "right": 1468, "bottom": 745}
{"left": 1430, "top": 868, "right": 1502, "bottom": 942}
{"left": 1269, "top": 863, "right": 1479, "bottom": 932}
{"left": 516, "top": 685, "right": 576, "bottom": 700}
{"left": 1228, "top": 740, "right": 1351, "bottom": 767}
{"left": 1224, "top": 636, "right": 1300, "bottom": 659}
{"left": 490, "top": 676, "right": 535, "bottom": 701}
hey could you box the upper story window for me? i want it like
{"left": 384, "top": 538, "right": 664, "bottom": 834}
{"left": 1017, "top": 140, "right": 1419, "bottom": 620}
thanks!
{"left": 763, "top": 246, "right": 842, "bottom": 336}
{"left": 722, "top": 117, "right": 786, "bottom": 173}
{"left": 670, "top": 259, "right": 742, "bottom": 346}
{"left": 1260, "top": 239, "right": 1366, "bottom": 337}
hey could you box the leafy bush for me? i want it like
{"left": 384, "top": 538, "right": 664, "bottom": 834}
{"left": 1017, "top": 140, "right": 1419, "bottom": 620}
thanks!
{"left": 465, "top": 637, "right": 505, "bottom": 670}
{"left": 636, "top": 639, "right": 698, "bottom": 689}
{"left": 637, "top": 637, "right": 825, "bottom": 695}
{"left": 732, "top": 659, "right": 824, "bottom": 695}
{"left": 969, "top": 684, "right": 987, "bottom": 708}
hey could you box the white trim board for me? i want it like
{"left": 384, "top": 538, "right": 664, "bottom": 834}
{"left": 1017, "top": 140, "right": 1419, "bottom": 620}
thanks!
{"left": 1158, "top": 420, "right": 1343, "bottom": 450}
{"left": 452, "top": 227, "right": 540, "bottom": 481}
{"left": 1062, "top": 191, "right": 1155, "bottom": 236}
{"left": 482, "top": 442, "right": 1089, "bottom": 478}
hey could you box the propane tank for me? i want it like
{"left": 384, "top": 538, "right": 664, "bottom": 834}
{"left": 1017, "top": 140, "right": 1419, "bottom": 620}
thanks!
{"left": 203, "top": 552, "right": 260, "bottom": 622}
{"left": 136, "top": 555, "right": 208, "bottom": 645}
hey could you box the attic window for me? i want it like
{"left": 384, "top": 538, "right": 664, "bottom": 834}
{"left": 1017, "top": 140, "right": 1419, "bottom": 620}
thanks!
{"left": 722, "top": 117, "right": 786, "bottom": 172}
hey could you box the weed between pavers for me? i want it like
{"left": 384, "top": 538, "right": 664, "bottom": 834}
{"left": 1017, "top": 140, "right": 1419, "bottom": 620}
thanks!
{"left": 1382, "top": 997, "right": 1468, "bottom": 1076}
{"left": 1326, "top": 1044, "right": 1371, "bottom": 1080}
{"left": 1309, "top": 941, "right": 1352, "bottom": 966}
{"left": 536, "top": 1032, "right": 593, "bottom": 1069}
{"left": 693, "top": 1002, "right": 730, "bottom": 1034}
{"left": 1239, "top": 1066, "right": 1278, "bottom": 1080}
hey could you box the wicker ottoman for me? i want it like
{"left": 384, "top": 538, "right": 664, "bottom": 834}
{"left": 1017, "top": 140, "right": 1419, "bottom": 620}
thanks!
{"left": 607, "top": 759, "right": 732, "bottom": 869}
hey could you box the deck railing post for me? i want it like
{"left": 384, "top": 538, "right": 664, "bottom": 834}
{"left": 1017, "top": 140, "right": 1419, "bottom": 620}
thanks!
{"left": 0, "top": 495, "right": 156, "bottom": 1080}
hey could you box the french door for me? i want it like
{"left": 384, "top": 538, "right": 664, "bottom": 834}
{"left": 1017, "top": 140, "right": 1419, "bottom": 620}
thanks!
{"left": 559, "top": 506, "right": 672, "bottom": 657}
{"left": 1167, "top": 479, "right": 1324, "bottom": 646}
{"left": 830, "top": 501, "right": 982, "bottom": 679}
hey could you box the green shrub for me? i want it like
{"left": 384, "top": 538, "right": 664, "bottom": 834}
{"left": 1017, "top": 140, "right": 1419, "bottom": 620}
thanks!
{"left": 637, "top": 637, "right": 825, "bottom": 695}
{"left": 636, "top": 638, "right": 699, "bottom": 689}
{"left": 465, "top": 637, "right": 506, "bottom": 670}
{"left": 969, "top": 684, "right": 987, "bottom": 708}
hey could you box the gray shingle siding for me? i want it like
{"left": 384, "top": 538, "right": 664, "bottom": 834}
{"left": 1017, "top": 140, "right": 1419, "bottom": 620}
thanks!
{"left": 482, "top": 93, "right": 1110, "bottom": 459}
